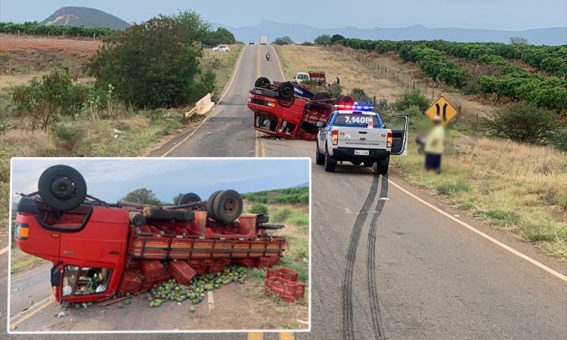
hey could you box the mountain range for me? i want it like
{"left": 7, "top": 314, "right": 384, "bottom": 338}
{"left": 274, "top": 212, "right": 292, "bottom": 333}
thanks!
{"left": 216, "top": 20, "right": 566, "bottom": 46}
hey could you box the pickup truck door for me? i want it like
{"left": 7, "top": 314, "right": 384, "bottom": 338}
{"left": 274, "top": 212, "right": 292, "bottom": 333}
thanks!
{"left": 383, "top": 115, "right": 409, "bottom": 155}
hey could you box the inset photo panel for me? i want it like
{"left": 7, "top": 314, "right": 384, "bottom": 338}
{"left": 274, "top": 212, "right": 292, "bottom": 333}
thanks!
{"left": 8, "top": 157, "right": 310, "bottom": 334}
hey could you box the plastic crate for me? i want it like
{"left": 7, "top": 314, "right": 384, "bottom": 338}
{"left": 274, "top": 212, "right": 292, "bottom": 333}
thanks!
{"left": 141, "top": 260, "right": 165, "bottom": 280}
{"left": 169, "top": 261, "right": 197, "bottom": 284}
{"left": 266, "top": 268, "right": 299, "bottom": 282}
{"left": 264, "top": 277, "right": 305, "bottom": 302}
{"left": 118, "top": 270, "right": 143, "bottom": 295}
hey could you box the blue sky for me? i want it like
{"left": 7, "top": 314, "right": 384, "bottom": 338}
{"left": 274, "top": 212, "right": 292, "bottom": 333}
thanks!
{"left": 11, "top": 158, "right": 309, "bottom": 203}
{"left": 1, "top": 0, "right": 565, "bottom": 30}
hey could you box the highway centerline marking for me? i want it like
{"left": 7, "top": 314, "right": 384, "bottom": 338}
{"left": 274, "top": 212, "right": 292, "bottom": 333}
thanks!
{"left": 160, "top": 44, "right": 247, "bottom": 157}
{"left": 10, "top": 296, "right": 53, "bottom": 330}
{"left": 388, "top": 179, "right": 567, "bottom": 282}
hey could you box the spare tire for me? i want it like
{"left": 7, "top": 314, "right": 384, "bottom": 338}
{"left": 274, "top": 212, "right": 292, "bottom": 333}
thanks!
{"left": 254, "top": 77, "right": 271, "bottom": 88}
{"left": 207, "top": 190, "right": 222, "bottom": 219}
{"left": 212, "top": 190, "right": 243, "bottom": 223}
{"left": 278, "top": 82, "right": 295, "bottom": 99}
{"left": 38, "top": 165, "right": 87, "bottom": 211}
{"left": 177, "top": 193, "right": 201, "bottom": 205}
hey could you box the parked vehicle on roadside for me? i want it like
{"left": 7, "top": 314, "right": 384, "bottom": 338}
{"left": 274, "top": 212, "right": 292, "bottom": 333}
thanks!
{"left": 316, "top": 105, "right": 408, "bottom": 174}
{"left": 14, "top": 165, "right": 287, "bottom": 303}
{"left": 292, "top": 71, "right": 326, "bottom": 85}
{"left": 212, "top": 45, "right": 230, "bottom": 52}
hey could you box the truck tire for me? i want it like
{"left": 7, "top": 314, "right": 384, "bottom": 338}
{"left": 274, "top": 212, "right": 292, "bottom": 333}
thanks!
{"left": 254, "top": 77, "right": 271, "bottom": 88}
{"left": 212, "top": 190, "right": 243, "bottom": 223}
{"left": 177, "top": 193, "right": 201, "bottom": 205}
{"left": 207, "top": 190, "right": 222, "bottom": 219}
{"left": 324, "top": 147, "right": 336, "bottom": 172}
{"left": 38, "top": 165, "right": 87, "bottom": 211}
{"left": 315, "top": 142, "right": 325, "bottom": 165}
{"left": 374, "top": 157, "right": 390, "bottom": 175}
{"left": 278, "top": 82, "right": 295, "bottom": 99}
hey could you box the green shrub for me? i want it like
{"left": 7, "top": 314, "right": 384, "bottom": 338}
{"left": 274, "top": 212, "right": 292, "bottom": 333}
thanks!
{"left": 248, "top": 203, "right": 268, "bottom": 215}
{"left": 54, "top": 124, "right": 83, "bottom": 153}
{"left": 482, "top": 209, "right": 520, "bottom": 225}
{"left": 329, "top": 83, "right": 342, "bottom": 97}
{"left": 549, "top": 129, "right": 567, "bottom": 152}
{"left": 271, "top": 207, "right": 293, "bottom": 223}
{"left": 350, "top": 88, "right": 372, "bottom": 103}
{"left": 481, "top": 103, "right": 558, "bottom": 144}
{"left": 393, "top": 91, "right": 430, "bottom": 112}
{"left": 88, "top": 12, "right": 215, "bottom": 109}
{"left": 287, "top": 213, "right": 309, "bottom": 228}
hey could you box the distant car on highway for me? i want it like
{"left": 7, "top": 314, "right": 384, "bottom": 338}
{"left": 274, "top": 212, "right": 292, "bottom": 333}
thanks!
{"left": 292, "top": 71, "right": 326, "bottom": 85}
{"left": 212, "top": 45, "right": 230, "bottom": 52}
{"left": 249, "top": 41, "right": 255, "bottom": 45}
{"left": 316, "top": 104, "right": 408, "bottom": 174}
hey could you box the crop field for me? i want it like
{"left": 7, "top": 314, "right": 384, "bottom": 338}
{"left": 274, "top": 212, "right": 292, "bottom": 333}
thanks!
{"left": 276, "top": 45, "right": 566, "bottom": 259}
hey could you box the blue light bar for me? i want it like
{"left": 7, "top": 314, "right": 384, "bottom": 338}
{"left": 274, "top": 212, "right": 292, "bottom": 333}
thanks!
{"left": 334, "top": 104, "right": 374, "bottom": 111}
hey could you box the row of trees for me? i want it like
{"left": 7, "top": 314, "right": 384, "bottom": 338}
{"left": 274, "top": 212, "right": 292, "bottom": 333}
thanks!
{"left": 241, "top": 186, "right": 308, "bottom": 205}
{"left": 0, "top": 21, "right": 112, "bottom": 37}
{"left": 335, "top": 38, "right": 567, "bottom": 111}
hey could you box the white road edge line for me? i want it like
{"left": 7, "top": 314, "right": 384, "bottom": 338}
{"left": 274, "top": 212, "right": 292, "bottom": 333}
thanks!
{"left": 160, "top": 45, "right": 247, "bottom": 157}
{"left": 0, "top": 246, "right": 8, "bottom": 255}
{"left": 388, "top": 179, "right": 567, "bottom": 282}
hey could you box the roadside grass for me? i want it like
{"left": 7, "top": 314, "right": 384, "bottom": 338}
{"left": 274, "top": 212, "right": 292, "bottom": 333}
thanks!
{"left": 277, "top": 45, "right": 567, "bottom": 259}
{"left": 202, "top": 44, "right": 243, "bottom": 99}
{"left": 11, "top": 247, "right": 48, "bottom": 274}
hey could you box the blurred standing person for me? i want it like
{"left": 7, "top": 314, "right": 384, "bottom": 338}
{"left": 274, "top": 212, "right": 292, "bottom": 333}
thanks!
{"left": 424, "top": 116, "right": 445, "bottom": 174}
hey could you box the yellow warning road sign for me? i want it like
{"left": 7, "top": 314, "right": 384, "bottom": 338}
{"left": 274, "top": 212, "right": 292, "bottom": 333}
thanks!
{"left": 425, "top": 96, "right": 458, "bottom": 124}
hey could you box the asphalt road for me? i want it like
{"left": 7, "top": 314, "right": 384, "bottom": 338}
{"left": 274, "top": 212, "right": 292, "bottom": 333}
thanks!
{"left": 4, "top": 44, "right": 567, "bottom": 339}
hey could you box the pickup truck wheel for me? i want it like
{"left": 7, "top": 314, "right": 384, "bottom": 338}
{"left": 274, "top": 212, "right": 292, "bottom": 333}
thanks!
{"left": 278, "top": 82, "right": 295, "bottom": 99}
{"left": 254, "top": 77, "right": 271, "bottom": 88}
{"left": 38, "top": 165, "right": 87, "bottom": 211}
{"left": 374, "top": 157, "right": 390, "bottom": 175}
{"left": 315, "top": 143, "right": 325, "bottom": 165}
{"left": 324, "top": 148, "right": 336, "bottom": 172}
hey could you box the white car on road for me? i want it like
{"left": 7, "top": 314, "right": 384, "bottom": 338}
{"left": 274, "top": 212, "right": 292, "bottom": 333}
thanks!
{"left": 212, "top": 45, "right": 230, "bottom": 52}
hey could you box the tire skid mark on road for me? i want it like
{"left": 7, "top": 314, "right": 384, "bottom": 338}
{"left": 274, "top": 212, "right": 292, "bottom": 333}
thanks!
{"left": 367, "top": 175, "right": 389, "bottom": 340}
{"left": 341, "top": 175, "right": 379, "bottom": 340}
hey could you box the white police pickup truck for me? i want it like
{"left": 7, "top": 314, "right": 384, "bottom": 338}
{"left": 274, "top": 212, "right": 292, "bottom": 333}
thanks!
{"left": 315, "top": 104, "right": 408, "bottom": 174}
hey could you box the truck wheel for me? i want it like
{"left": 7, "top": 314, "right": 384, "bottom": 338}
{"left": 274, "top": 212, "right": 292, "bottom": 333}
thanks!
{"left": 278, "top": 82, "right": 295, "bottom": 99}
{"left": 177, "top": 193, "right": 201, "bottom": 205}
{"left": 374, "top": 157, "right": 390, "bottom": 175}
{"left": 207, "top": 190, "right": 222, "bottom": 219}
{"left": 212, "top": 190, "right": 243, "bottom": 223}
{"left": 38, "top": 165, "right": 87, "bottom": 211}
{"left": 315, "top": 142, "right": 325, "bottom": 165}
{"left": 324, "top": 148, "right": 336, "bottom": 172}
{"left": 254, "top": 77, "right": 270, "bottom": 88}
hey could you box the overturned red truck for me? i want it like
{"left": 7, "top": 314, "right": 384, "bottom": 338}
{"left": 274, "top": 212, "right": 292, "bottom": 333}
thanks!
{"left": 13, "top": 165, "right": 287, "bottom": 303}
{"left": 248, "top": 77, "right": 351, "bottom": 141}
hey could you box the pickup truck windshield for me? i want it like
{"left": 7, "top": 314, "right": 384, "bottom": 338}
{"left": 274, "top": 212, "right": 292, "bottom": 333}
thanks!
{"left": 333, "top": 113, "right": 381, "bottom": 128}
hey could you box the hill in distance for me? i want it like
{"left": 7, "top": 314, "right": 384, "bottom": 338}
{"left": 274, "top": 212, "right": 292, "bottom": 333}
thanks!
{"left": 217, "top": 20, "right": 567, "bottom": 46}
{"left": 41, "top": 6, "right": 129, "bottom": 29}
